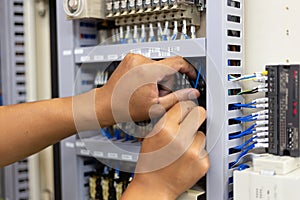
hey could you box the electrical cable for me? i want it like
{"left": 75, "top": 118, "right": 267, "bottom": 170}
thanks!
{"left": 194, "top": 66, "right": 202, "bottom": 89}
{"left": 229, "top": 71, "right": 268, "bottom": 82}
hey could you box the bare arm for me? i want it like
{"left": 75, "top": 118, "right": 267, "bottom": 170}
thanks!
{"left": 0, "top": 54, "right": 199, "bottom": 167}
{"left": 0, "top": 97, "right": 75, "bottom": 166}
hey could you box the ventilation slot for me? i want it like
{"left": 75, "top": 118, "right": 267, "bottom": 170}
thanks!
{"left": 228, "top": 29, "right": 241, "bottom": 38}
{"left": 228, "top": 118, "right": 241, "bottom": 125}
{"left": 228, "top": 15, "right": 241, "bottom": 23}
{"left": 227, "top": 0, "right": 241, "bottom": 8}
{"left": 14, "top": 12, "right": 23, "bottom": 16}
{"left": 228, "top": 103, "right": 242, "bottom": 110}
{"left": 229, "top": 147, "right": 241, "bottom": 155}
{"left": 228, "top": 59, "right": 241, "bottom": 67}
{"left": 229, "top": 131, "right": 242, "bottom": 140}
{"left": 228, "top": 89, "right": 241, "bottom": 96}
{"left": 228, "top": 45, "right": 241, "bottom": 52}
{"left": 14, "top": 2, "right": 23, "bottom": 6}
{"left": 17, "top": 159, "right": 29, "bottom": 199}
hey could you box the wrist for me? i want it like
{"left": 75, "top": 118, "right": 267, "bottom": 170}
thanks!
{"left": 121, "top": 174, "right": 178, "bottom": 200}
{"left": 93, "top": 87, "right": 114, "bottom": 127}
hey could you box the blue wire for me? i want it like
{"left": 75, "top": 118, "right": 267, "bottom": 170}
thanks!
{"left": 194, "top": 66, "right": 202, "bottom": 89}
{"left": 162, "top": 35, "right": 168, "bottom": 41}
{"left": 150, "top": 36, "right": 156, "bottom": 42}
{"left": 230, "top": 143, "right": 257, "bottom": 168}
{"left": 229, "top": 124, "right": 256, "bottom": 139}
{"left": 240, "top": 74, "right": 256, "bottom": 80}
{"left": 230, "top": 74, "right": 256, "bottom": 81}
{"left": 232, "top": 103, "right": 256, "bottom": 109}
{"left": 236, "top": 143, "right": 256, "bottom": 161}
{"left": 171, "top": 34, "right": 177, "bottom": 40}
{"left": 114, "top": 129, "right": 122, "bottom": 140}
{"left": 234, "top": 114, "right": 258, "bottom": 122}
{"left": 238, "top": 164, "right": 250, "bottom": 171}
{"left": 100, "top": 128, "right": 112, "bottom": 139}
{"left": 233, "top": 136, "right": 257, "bottom": 150}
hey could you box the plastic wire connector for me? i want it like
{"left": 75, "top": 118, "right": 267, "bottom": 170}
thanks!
{"left": 149, "top": 23, "right": 155, "bottom": 42}
{"left": 119, "top": 26, "right": 126, "bottom": 44}
{"left": 258, "top": 88, "right": 268, "bottom": 92}
{"left": 191, "top": 25, "right": 196, "bottom": 39}
{"left": 255, "top": 103, "right": 269, "bottom": 109}
{"left": 133, "top": 25, "right": 139, "bottom": 43}
{"left": 171, "top": 21, "right": 178, "bottom": 40}
{"left": 254, "top": 115, "right": 269, "bottom": 120}
{"left": 181, "top": 19, "right": 189, "bottom": 40}
{"left": 253, "top": 126, "right": 269, "bottom": 133}
{"left": 254, "top": 143, "right": 269, "bottom": 148}
{"left": 157, "top": 22, "right": 163, "bottom": 41}
{"left": 125, "top": 25, "right": 131, "bottom": 43}
{"left": 162, "top": 21, "right": 169, "bottom": 41}
{"left": 253, "top": 76, "right": 268, "bottom": 82}
{"left": 256, "top": 132, "right": 269, "bottom": 137}
{"left": 255, "top": 120, "right": 269, "bottom": 126}
{"left": 141, "top": 24, "right": 146, "bottom": 43}
{"left": 252, "top": 110, "right": 269, "bottom": 116}
{"left": 254, "top": 137, "right": 269, "bottom": 143}
{"left": 252, "top": 97, "right": 268, "bottom": 104}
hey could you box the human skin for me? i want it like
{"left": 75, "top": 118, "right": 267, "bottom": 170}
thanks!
{"left": 0, "top": 54, "right": 209, "bottom": 199}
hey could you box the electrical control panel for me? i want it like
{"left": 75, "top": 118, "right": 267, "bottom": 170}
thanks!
{"left": 55, "top": 0, "right": 244, "bottom": 199}
{"left": 267, "top": 65, "right": 300, "bottom": 157}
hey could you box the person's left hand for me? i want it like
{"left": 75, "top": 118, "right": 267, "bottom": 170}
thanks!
{"left": 121, "top": 101, "right": 209, "bottom": 200}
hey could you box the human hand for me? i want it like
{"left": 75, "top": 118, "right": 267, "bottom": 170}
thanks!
{"left": 96, "top": 53, "right": 200, "bottom": 127}
{"left": 121, "top": 101, "right": 209, "bottom": 200}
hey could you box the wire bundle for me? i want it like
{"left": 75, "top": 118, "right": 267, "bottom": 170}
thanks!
{"left": 229, "top": 71, "right": 269, "bottom": 169}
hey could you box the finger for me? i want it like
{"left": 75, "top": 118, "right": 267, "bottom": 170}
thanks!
{"left": 164, "top": 101, "right": 197, "bottom": 125}
{"left": 123, "top": 53, "right": 154, "bottom": 67}
{"left": 158, "top": 56, "right": 197, "bottom": 79}
{"left": 190, "top": 132, "right": 210, "bottom": 176}
{"left": 192, "top": 131, "right": 208, "bottom": 159}
{"left": 178, "top": 106, "right": 206, "bottom": 139}
{"left": 158, "top": 74, "right": 175, "bottom": 95}
{"left": 146, "top": 101, "right": 196, "bottom": 139}
{"left": 158, "top": 88, "right": 200, "bottom": 111}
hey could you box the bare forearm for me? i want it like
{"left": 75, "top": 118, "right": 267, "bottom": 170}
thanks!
{"left": 0, "top": 97, "right": 75, "bottom": 166}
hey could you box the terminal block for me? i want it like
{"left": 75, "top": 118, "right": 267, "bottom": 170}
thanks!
{"left": 106, "top": 0, "right": 203, "bottom": 27}
{"left": 267, "top": 65, "right": 300, "bottom": 157}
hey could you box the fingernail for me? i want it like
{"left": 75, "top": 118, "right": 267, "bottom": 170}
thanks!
{"left": 188, "top": 91, "right": 198, "bottom": 100}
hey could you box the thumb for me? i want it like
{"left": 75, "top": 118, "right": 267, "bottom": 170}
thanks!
{"left": 158, "top": 88, "right": 200, "bottom": 111}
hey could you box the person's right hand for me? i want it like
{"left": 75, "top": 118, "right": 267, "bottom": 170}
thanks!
{"left": 121, "top": 101, "right": 209, "bottom": 200}
{"left": 72, "top": 53, "right": 199, "bottom": 131}
{"left": 96, "top": 54, "right": 200, "bottom": 127}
